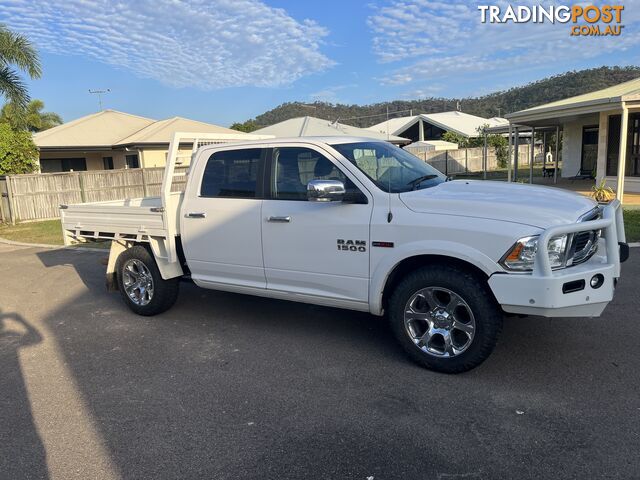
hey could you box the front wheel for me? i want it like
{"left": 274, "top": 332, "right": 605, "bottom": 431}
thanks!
{"left": 389, "top": 265, "right": 503, "bottom": 373}
{"left": 115, "top": 245, "right": 179, "bottom": 316}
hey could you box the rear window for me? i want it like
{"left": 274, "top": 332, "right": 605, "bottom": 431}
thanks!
{"left": 200, "top": 149, "right": 263, "bottom": 198}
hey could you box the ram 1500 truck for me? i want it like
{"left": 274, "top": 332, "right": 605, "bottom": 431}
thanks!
{"left": 60, "top": 133, "right": 628, "bottom": 373}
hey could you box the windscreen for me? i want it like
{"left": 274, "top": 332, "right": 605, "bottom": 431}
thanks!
{"left": 331, "top": 142, "right": 446, "bottom": 193}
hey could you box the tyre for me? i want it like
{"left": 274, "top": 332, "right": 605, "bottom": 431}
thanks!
{"left": 115, "top": 245, "right": 179, "bottom": 316}
{"left": 388, "top": 264, "right": 502, "bottom": 373}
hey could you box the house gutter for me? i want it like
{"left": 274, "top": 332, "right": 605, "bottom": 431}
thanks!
{"left": 506, "top": 96, "right": 624, "bottom": 123}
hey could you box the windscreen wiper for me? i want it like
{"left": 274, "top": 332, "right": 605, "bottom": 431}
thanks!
{"left": 407, "top": 174, "right": 438, "bottom": 190}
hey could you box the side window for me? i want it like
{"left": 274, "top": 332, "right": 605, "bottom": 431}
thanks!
{"left": 201, "top": 148, "right": 263, "bottom": 198}
{"left": 271, "top": 147, "right": 355, "bottom": 201}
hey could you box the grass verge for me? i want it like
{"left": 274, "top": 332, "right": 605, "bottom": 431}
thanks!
{"left": 624, "top": 209, "right": 640, "bottom": 243}
{"left": 0, "top": 219, "right": 108, "bottom": 248}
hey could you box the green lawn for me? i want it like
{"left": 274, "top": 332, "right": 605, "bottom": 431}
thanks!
{"left": 0, "top": 219, "right": 108, "bottom": 248}
{"left": 624, "top": 209, "right": 640, "bottom": 243}
{"left": 1, "top": 211, "right": 639, "bottom": 247}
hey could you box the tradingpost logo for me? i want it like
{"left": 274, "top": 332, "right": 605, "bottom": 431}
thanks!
{"left": 478, "top": 4, "right": 624, "bottom": 36}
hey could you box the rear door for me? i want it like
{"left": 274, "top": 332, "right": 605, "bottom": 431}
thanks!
{"left": 181, "top": 147, "right": 267, "bottom": 289}
{"left": 261, "top": 145, "right": 373, "bottom": 304}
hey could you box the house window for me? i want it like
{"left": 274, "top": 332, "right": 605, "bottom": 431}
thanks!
{"left": 631, "top": 114, "right": 640, "bottom": 177}
{"left": 125, "top": 154, "right": 140, "bottom": 169}
{"left": 607, "top": 113, "right": 640, "bottom": 177}
{"left": 40, "top": 158, "right": 87, "bottom": 173}
{"left": 606, "top": 115, "right": 621, "bottom": 177}
{"left": 581, "top": 126, "right": 598, "bottom": 174}
{"left": 103, "top": 157, "right": 114, "bottom": 170}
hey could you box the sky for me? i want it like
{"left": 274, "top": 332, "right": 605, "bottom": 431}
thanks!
{"left": 1, "top": 0, "right": 639, "bottom": 127}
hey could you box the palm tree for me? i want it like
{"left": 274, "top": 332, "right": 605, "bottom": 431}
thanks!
{"left": 1, "top": 99, "right": 62, "bottom": 131}
{"left": 0, "top": 24, "right": 41, "bottom": 110}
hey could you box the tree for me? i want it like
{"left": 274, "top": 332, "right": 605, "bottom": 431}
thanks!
{"left": 0, "top": 123, "right": 39, "bottom": 175}
{"left": 441, "top": 131, "right": 471, "bottom": 148}
{"left": 230, "top": 120, "right": 259, "bottom": 133}
{"left": 1, "top": 99, "right": 62, "bottom": 132}
{"left": 0, "top": 24, "right": 41, "bottom": 110}
{"left": 487, "top": 134, "right": 508, "bottom": 168}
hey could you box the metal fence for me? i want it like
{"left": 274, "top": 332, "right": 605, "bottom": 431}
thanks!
{"left": 0, "top": 167, "right": 188, "bottom": 224}
{"left": 413, "top": 144, "right": 544, "bottom": 176}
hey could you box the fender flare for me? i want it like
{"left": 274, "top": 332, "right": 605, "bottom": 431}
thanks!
{"left": 368, "top": 240, "right": 500, "bottom": 315}
{"left": 105, "top": 238, "right": 183, "bottom": 291}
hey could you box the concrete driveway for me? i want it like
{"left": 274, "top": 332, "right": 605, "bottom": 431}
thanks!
{"left": 1, "top": 242, "right": 639, "bottom": 480}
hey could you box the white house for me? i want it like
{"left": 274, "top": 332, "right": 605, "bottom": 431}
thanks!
{"left": 506, "top": 77, "right": 640, "bottom": 198}
{"left": 367, "top": 111, "right": 508, "bottom": 143}
{"left": 33, "top": 110, "right": 258, "bottom": 171}
{"left": 253, "top": 116, "right": 410, "bottom": 145}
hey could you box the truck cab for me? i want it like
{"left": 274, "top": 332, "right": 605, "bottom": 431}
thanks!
{"left": 61, "top": 134, "right": 627, "bottom": 373}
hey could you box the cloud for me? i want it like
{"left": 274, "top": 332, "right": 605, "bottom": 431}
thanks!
{"left": 368, "top": 0, "right": 640, "bottom": 89}
{"left": 0, "top": 0, "right": 334, "bottom": 90}
{"left": 309, "top": 84, "right": 359, "bottom": 103}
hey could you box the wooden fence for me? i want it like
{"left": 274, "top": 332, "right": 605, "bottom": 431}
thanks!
{"left": 0, "top": 167, "right": 188, "bottom": 224}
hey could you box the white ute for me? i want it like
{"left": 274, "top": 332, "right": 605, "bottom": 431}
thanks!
{"left": 60, "top": 133, "right": 628, "bottom": 373}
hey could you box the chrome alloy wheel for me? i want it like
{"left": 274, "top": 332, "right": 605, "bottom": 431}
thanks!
{"left": 404, "top": 287, "right": 476, "bottom": 358}
{"left": 122, "top": 259, "right": 154, "bottom": 306}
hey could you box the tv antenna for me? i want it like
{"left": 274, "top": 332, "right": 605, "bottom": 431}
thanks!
{"left": 89, "top": 89, "right": 110, "bottom": 110}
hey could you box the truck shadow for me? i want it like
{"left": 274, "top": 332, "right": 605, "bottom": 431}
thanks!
{"left": 31, "top": 247, "right": 640, "bottom": 478}
{"left": 0, "top": 309, "right": 49, "bottom": 480}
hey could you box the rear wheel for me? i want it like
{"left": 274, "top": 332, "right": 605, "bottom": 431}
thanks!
{"left": 116, "top": 245, "right": 179, "bottom": 316}
{"left": 389, "top": 265, "right": 502, "bottom": 373}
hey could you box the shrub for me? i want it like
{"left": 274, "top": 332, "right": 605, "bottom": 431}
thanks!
{"left": 0, "top": 123, "right": 38, "bottom": 175}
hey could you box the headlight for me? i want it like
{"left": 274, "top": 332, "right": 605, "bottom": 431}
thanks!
{"left": 500, "top": 234, "right": 569, "bottom": 271}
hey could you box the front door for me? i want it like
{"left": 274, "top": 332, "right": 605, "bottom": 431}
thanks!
{"left": 181, "top": 147, "right": 267, "bottom": 289}
{"left": 261, "top": 145, "right": 372, "bottom": 304}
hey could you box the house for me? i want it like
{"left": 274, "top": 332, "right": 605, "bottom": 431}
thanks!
{"left": 252, "top": 116, "right": 410, "bottom": 145}
{"left": 404, "top": 140, "right": 459, "bottom": 155}
{"left": 505, "top": 77, "right": 640, "bottom": 197}
{"left": 33, "top": 110, "right": 258, "bottom": 172}
{"left": 366, "top": 111, "right": 508, "bottom": 143}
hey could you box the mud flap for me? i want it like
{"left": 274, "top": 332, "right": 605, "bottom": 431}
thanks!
{"left": 105, "top": 240, "right": 128, "bottom": 292}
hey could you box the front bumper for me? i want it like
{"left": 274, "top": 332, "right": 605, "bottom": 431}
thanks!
{"left": 488, "top": 200, "right": 626, "bottom": 318}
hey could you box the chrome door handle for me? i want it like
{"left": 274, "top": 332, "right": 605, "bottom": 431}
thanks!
{"left": 268, "top": 216, "right": 291, "bottom": 223}
{"left": 186, "top": 212, "right": 206, "bottom": 218}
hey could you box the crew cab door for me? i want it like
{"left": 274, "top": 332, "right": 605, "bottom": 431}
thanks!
{"left": 180, "top": 147, "right": 267, "bottom": 288}
{"left": 261, "top": 145, "right": 372, "bottom": 304}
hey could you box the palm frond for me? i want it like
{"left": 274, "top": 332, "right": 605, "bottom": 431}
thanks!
{"left": 0, "top": 24, "right": 41, "bottom": 79}
{"left": 0, "top": 65, "right": 30, "bottom": 110}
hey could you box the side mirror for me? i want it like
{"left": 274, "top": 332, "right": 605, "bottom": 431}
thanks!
{"left": 307, "top": 179, "right": 346, "bottom": 202}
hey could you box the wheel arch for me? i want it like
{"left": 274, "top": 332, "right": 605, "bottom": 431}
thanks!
{"left": 106, "top": 238, "right": 183, "bottom": 292}
{"left": 369, "top": 243, "right": 500, "bottom": 316}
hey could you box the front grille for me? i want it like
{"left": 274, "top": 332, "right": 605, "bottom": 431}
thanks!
{"left": 567, "top": 207, "right": 601, "bottom": 266}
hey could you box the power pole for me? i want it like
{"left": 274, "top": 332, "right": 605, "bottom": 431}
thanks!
{"left": 89, "top": 89, "right": 111, "bottom": 111}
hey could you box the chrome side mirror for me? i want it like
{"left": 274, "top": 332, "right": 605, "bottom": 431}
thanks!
{"left": 307, "top": 179, "right": 346, "bottom": 202}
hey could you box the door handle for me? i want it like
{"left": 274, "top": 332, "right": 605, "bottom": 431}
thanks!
{"left": 268, "top": 216, "right": 291, "bottom": 223}
{"left": 186, "top": 212, "right": 206, "bottom": 218}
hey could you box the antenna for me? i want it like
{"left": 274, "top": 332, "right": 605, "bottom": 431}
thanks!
{"left": 89, "top": 89, "right": 110, "bottom": 110}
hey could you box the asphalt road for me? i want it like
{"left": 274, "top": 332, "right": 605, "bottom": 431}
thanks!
{"left": 1, "top": 243, "right": 639, "bottom": 480}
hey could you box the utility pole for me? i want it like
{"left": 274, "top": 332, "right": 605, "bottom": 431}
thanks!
{"left": 89, "top": 89, "right": 110, "bottom": 111}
